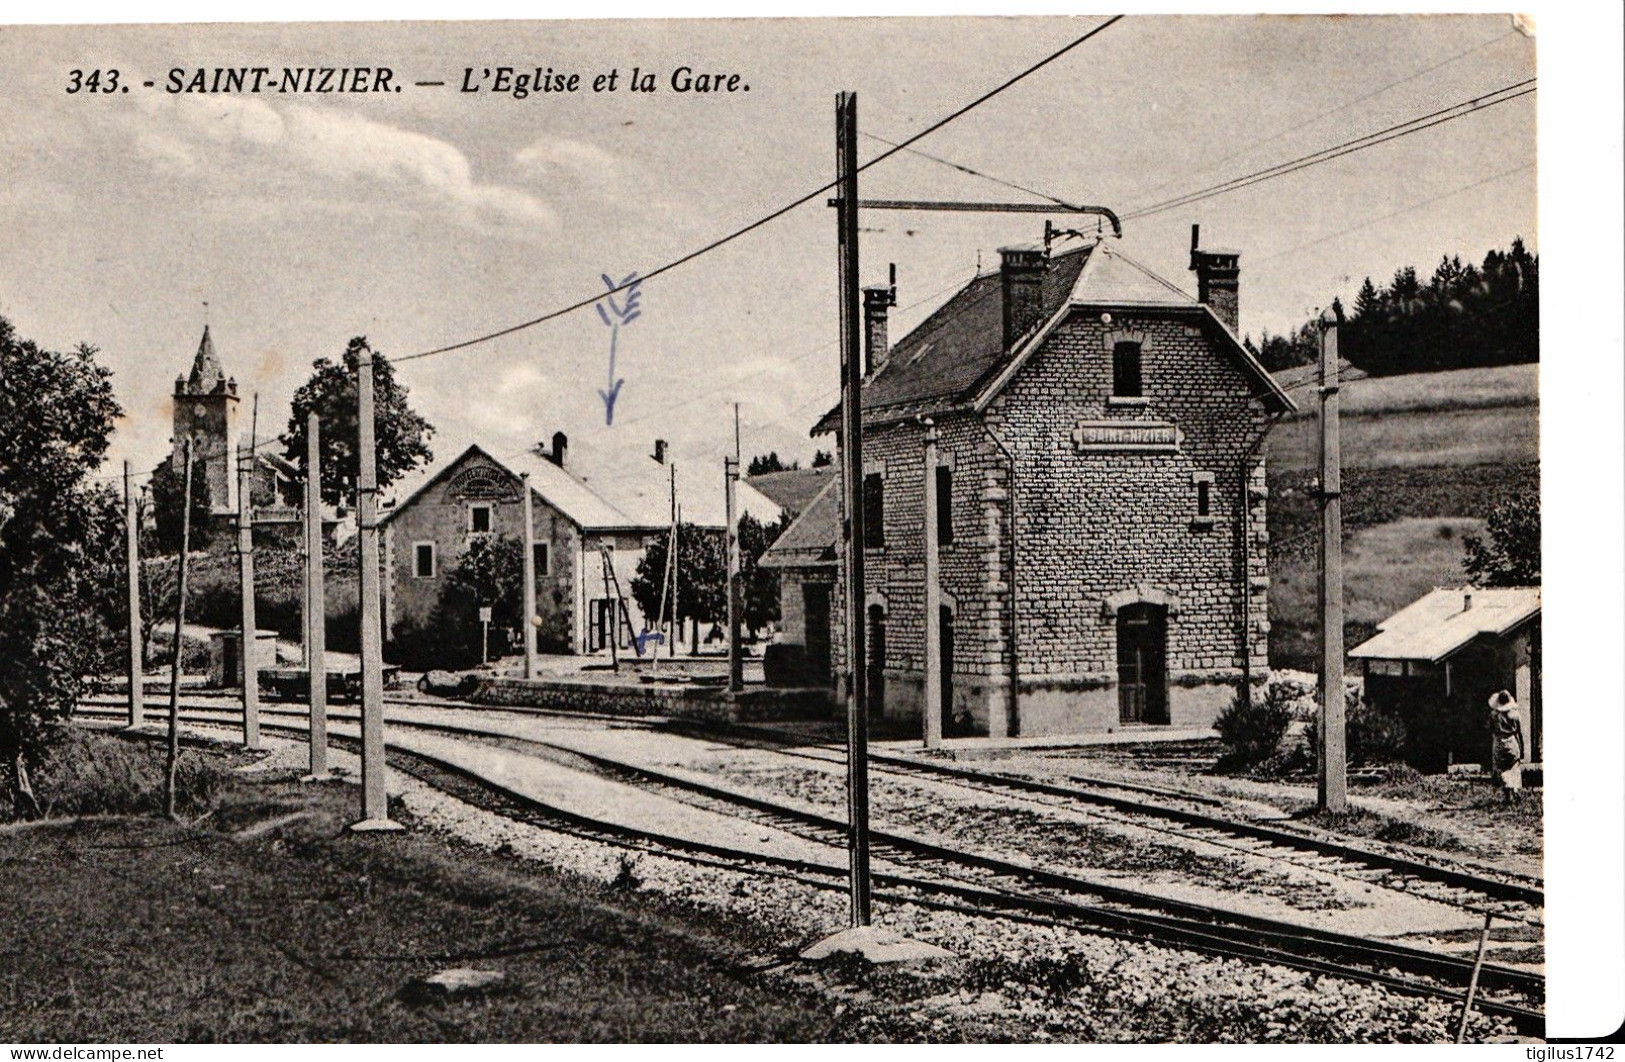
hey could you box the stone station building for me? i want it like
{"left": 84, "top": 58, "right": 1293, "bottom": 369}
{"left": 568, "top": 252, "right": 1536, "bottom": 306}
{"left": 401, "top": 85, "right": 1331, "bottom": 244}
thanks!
{"left": 764, "top": 226, "right": 1297, "bottom": 737}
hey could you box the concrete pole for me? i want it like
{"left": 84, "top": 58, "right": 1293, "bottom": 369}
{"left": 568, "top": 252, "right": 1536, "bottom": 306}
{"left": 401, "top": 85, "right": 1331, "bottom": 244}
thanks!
{"left": 163, "top": 441, "right": 194, "bottom": 820}
{"left": 522, "top": 472, "right": 538, "bottom": 679}
{"left": 124, "top": 461, "right": 144, "bottom": 729}
{"left": 922, "top": 421, "right": 942, "bottom": 750}
{"left": 835, "top": 90, "right": 872, "bottom": 927}
{"left": 353, "top": 342, "right": 399, "bottom": 830}
{"left": 236, "top": 443, "right": 260, "bottom": 750}
{"left": 1317, "top": 309, "right": 1347, "bottom": 813}
{"left": 304, "top": 412, "right": 329, "bottom": 781}
{"left": 726, "top": 456, "right": 743, "bottom": 692}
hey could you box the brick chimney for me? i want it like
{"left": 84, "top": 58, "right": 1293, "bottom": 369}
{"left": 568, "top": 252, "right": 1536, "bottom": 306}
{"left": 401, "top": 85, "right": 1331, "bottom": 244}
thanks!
{"left": 652, "top": 438, "right": 667, "bottom": 464}
{"left": 550, "top": 430, "right": 568, "bottom": 469}
{"left": 862, "top": 265, "right": 897, "bottom": 376}
{"left": 1000, "top": 245, "right": 1047, "bottom": 350}
{"left": 1189, "top": 224, "right": 1241, "bottom": 334}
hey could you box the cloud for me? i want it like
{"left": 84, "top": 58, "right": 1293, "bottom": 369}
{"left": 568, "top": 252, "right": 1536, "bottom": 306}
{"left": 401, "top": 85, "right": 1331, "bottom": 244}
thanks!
{"left": 129, "top": 95, "right": 556, "bottom": 234}
{"left": 514, "top": 134, "right": 620, "bottom": 184}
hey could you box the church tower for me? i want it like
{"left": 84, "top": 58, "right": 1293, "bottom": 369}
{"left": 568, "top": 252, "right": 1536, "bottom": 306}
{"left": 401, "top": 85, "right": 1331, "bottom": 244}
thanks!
{"left": 171, "top": 325, "right": 240, "bottom": 515}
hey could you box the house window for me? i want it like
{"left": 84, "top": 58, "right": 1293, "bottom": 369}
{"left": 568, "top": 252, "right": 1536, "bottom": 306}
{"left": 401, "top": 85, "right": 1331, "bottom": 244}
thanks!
{"left": 863, "top": 472, "right": 885, "bottom": 547}
{"left": 935, "top": 465, "right": 953, "bottom": 545}
{"left": 469, "top": 504, "right": 492, "bottom": 534}
{"left": 1197, "top": 481, "right": 1211, "bottom": 517}
{"left": 1113, "top": 341, "right": 1143, "bottom": 398}
{"left": 413, "top": 542, "right": 436, "bottom": 578}
{"left": 533, "top": 542, "right": 551, "bottom": 576}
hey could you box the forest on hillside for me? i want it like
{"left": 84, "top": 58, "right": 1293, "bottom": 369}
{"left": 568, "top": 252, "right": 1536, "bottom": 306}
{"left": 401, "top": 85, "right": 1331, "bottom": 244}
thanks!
{"left": 1248, "top": 237, "right": 1539, "bottom": 376}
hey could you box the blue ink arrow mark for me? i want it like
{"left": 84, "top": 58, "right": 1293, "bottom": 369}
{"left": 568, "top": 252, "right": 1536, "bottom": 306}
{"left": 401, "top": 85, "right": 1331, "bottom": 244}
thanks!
{"left": 596, "top": 271, "right": 642, "bottom": 426}
{"left": 634, "top": 629, "right": 664, "bottom": 656}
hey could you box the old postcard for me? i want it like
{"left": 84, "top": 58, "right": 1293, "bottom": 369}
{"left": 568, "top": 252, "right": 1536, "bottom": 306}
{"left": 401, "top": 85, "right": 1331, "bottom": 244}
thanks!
{"left": 0, "top": 5, "right": 1616, "bottom": 1050}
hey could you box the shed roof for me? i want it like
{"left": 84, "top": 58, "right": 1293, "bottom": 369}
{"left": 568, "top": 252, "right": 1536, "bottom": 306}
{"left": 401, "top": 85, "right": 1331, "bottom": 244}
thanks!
{"left": 759, "top": 478, "right": 840, "bottom": 569}
{"left": 1349, "top": 586, "right": 1541, "bottom": 663}
{"left": 747, "top": 467, "right": 837, "bottom": 518}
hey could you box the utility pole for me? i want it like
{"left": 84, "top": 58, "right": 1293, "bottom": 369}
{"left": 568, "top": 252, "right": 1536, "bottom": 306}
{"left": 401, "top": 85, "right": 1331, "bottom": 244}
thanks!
{"left": 835, "top": 90, "right": 872, "bottom": 929}
{"left": 1317, "top": 307, "right": 1347, "bottom": 813}
{"left": 163, "top": 441, "right": 194, "bottom": 820}
{"left": 725, "top": 455, "right": 743, "bottom": 692}
{"left": 124, "top": 461, "right": 144, "bottom": 729}
{"left": 922, "top": 420, "right": 943, "bottom": 750}
{"left": 521, "top": 471, "right": 538, "bottom": 679}
{"left": 669, "top": 465, "right": 679, "bottom": 660}
{"left": 304, "top": 411, "right": 329, "bottom": 782}
{"left": 352, "top": 341, "right": 399, "bottom": 831}
{"left": 236, "top": 442, "right": 260, "bottom": 750}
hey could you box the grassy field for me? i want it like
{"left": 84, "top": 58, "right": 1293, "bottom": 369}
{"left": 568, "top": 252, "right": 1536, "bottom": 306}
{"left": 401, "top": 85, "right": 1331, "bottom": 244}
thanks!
{"left": 1264, "top": 362, "right": 1539, "bottom": 671}
{"left": 1, "top": 735, "right": 848, "bottom": 1043}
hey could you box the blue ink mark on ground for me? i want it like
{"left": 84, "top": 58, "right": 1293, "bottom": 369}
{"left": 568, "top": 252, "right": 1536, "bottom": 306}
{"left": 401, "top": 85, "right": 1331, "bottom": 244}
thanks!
{"left": 596, "top": 272, "right": 643, "bottom": 425}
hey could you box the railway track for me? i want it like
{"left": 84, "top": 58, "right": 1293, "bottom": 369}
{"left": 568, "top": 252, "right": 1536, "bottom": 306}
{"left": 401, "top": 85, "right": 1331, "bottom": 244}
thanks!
{"left": 666, "top": 719, "right": 1545, "bottom": 925}
{"left": 77, "top": 700, "right": 1543, "bottom": 1036}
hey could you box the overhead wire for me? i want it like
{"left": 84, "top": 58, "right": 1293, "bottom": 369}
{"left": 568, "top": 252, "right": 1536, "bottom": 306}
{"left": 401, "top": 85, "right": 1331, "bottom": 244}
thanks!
{"left": 392, "top": 15, "right": 1125, "bottom": 366}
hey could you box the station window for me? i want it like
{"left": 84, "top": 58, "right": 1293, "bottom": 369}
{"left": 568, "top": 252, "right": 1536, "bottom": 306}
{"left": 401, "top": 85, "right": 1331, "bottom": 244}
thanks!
{"left": 469, "top": 504, "right": 492, "bottom": 534}
{"left": 863, "top": 472, "right": 885, "bottom": 547}
{"left": 534, "top": 542, "right": 551, "bottom": 576}
{"left": 1113, "top": 340, "right": 1143, "bottom": 398}
{"left": 935, "top": 465, "right": 953, "bottom": 545}
{"left": 413, "top": 542, "right": 436, "bottom": 578}
{"left": 1197, "top": 480, "right": 1211, "bottom": 517}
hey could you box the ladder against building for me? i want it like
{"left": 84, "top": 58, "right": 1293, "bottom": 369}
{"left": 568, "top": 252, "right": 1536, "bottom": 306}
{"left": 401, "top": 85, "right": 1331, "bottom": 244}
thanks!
{"left": 596, "top": 544, "right": 639, "bottom": 666}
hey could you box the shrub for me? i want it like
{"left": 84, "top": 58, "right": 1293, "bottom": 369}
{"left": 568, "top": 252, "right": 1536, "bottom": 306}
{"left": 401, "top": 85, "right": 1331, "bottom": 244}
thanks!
{"left": 23, "top": 730, "right": 231, "bottom": 820}
{"left": 1214, "top": 684, "right": 1296, "bottom": 771}
{"left": 1347, "top": 691, "right": 1408, "bottom": 766}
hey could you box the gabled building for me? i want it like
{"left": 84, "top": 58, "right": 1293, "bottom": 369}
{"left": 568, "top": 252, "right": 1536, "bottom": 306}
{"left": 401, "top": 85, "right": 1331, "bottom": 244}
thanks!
{"left": 764, "top": 227, "right": 1296, "bottom": 737}
{"left": 379, "top": 434, "right": 780, "bottom": 658}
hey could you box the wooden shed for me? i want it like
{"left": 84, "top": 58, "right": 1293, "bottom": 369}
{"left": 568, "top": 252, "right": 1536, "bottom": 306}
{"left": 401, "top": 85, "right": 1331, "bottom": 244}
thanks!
{"left": 1350, "top": 586, "right": 1541, "bottom": 772}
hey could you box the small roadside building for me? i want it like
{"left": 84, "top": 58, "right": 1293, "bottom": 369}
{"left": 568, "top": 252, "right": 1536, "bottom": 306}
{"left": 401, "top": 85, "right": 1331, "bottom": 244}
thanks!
{"left": 379, "top": 434, "right": 779, "bottom": 661}
{"left": 764, "top": 226, "right": 1297, "bottom": 737}
{"left": 1350, "top": 586, "right": 1542, "bottom": 770}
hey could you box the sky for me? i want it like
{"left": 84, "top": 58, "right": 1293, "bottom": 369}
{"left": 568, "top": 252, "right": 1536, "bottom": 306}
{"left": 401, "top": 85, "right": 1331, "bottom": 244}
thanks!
{"left": 0, "top": 14, "right": 1537, "bottom": 486}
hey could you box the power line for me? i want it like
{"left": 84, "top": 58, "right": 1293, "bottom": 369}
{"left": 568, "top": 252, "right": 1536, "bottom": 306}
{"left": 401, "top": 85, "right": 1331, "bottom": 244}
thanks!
{"left": 1132, "top": 27, "right": 1521, "bottom": 205}
{"left": 857, "top": 130, "right": 1075, "bottom": 208}
{"left": 394, "top": 16, "right": 1124, "bottom": 365}
{"left": 1122, "top": 79, "right": 1535, "bottom": 221}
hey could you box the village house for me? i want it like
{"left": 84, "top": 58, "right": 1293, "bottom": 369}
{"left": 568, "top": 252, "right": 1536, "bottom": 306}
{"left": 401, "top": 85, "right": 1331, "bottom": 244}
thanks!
{"left": 764, "top": 226, "right": 1297, "bottom": 737}
{"left": 1351, "top": 585, "right": 1542, "bottom": 772}
{"left": 379, "top": 434, "right": 780, "bottom": 660}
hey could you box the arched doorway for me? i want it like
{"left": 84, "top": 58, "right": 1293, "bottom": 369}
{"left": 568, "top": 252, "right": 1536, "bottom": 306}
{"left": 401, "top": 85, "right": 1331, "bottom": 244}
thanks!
{"left": 867, "top": 603, "right": 886, "bottom": 717}
{"left": 1117, "top": 603, "right": 1168, "bottom": 725}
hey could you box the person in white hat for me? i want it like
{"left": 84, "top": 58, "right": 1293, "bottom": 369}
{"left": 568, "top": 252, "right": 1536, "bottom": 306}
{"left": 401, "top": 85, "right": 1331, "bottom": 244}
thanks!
{"left": 1488, "top": 689, "right": 1525, "bottom": 793}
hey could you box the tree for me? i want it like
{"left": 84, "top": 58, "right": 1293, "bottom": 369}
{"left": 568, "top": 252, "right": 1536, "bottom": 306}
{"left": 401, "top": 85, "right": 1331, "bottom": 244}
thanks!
{"left": 0, "top": 315, "right": 125, "bottom": 818}
{"left": 1463, "top": 490, "right": 1540, "bottom": 587}
{"left": 747, "top": 451, "right": 799, "bottom": 475}
{"left": 811, "top": 449, "right": 834, "bottom": 468}
{"left": 438, "top": 535, "right": 525, "bottom": 660}
{"left": 629, "top": 524, "right": 726, "bottom": 632}
{"left": 738, "top": 511, "right": 792, "bottom": 634}
{"left": 283, "top": 337, "right": 434, "bottom": 508}
{"left": 147, "top": 456, "right": 212, "bottom": 553}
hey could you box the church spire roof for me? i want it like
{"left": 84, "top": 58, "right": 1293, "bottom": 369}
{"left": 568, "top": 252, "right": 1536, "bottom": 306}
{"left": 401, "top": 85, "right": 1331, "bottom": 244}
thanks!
{"left": 185, "top": 325, "right": 233, "bottom": 395}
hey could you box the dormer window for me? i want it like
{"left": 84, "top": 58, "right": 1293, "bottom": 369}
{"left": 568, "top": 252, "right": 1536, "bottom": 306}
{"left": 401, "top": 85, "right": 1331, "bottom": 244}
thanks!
{"left": 1113, "top": 340, "right": 1143, "bottom": 398}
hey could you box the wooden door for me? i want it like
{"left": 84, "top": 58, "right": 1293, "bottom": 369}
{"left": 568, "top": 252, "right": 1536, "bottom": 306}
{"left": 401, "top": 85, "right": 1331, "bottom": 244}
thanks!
{"left": 803, "top": 584, "right": 831, "bottom": 686}
{"left": 867, "top": 604, "right": 886, "bottom": 717}
{"left": 1117, "top": 604, "right": 1168, "bottom": 725}
{"left": 939, "top": 606, "right": 955, "bottom": 734}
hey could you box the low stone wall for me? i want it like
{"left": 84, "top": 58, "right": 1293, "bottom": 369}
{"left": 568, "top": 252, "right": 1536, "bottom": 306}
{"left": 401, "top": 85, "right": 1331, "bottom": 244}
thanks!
{"left": 470, "top": 676, "right": 830, "bottom": 723}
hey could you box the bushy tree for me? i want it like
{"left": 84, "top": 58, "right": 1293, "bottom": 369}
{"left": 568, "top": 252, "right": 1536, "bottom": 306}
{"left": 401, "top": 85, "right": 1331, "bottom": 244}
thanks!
{"left": 747, "top": 451, "right": 799, "bottom": 475}
{"left": 1462, "top": 490, "right": 1540, "bottom": 586}
{"left": 738, "top": 511, "right": 791, "bottom": 634}
{"left": 0, "top": 316, "right": 125, "bottom": 818}
{"left": 811, "top": 450, "right": 834, "bottom": 468}
{"left": 147, "top": 455, "right": 213, "bottom": 553}
{"left": 629, "top": 524, "right": 726, "bottom": 632}
{"left": 282, "top": 337, "right": 433, "bottom": 508}
{"left": 438, "top": 535, "right": 524, "bottom": 660}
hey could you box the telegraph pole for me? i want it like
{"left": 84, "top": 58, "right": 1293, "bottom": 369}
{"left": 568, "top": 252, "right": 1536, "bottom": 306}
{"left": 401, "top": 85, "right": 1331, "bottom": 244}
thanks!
{"left": 352, "top": 342, "right": 399, "bottom": 830}
{"left": 521, "top": 471, "right": 538, "bottom": 679}
{"left": 1317, "top": 307, "right": 1347, "bottom": 813}
{"left": 835, "top": 90, "right": 872, "bottom": 929}
{"left": 163, "top": 441, "right": 194, "bottom": 820}
{"left": 124, "top": 461, "right": 144, "bottom": 729}
{"left": 922, "top": 420, "right": 943, "bottom": 750}
{"left": 725, "top": 455, "right": 743, "bottom": 692}
{"left": 304, "top": 412, "right": 330, "bottom": 782}
{"left": 236, "top": 442, "right": 260, "bottom": 750}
